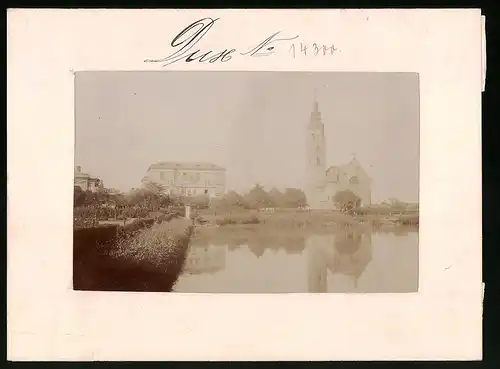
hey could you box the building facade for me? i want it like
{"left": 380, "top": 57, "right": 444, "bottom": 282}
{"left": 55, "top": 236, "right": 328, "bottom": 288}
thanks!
{"left": 74, "top": 166, "right": 102, "bottom": 192}
{"left": 142, "top": 161, "right": 226, "bottom": 198}
{"left": 306, "top": 99, "right": 372, "bottom": 209}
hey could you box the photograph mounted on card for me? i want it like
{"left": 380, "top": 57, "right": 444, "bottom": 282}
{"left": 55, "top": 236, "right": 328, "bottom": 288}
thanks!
{"left": 73, "top": 71, "right": 419, "bottom": 294}
{"left": 7, "top": 9, "right": 482, "bottom": 361}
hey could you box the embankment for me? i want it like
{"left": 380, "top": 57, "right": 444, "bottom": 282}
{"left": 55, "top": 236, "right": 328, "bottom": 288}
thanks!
{"left": 196, "top": 209, "right": 418, "bottom": 231}
{"left": 73, "top": 217, "right": 193, "bottom": 292}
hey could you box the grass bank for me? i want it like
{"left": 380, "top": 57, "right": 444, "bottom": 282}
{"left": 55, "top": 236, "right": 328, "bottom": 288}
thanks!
{"left": 74, "top": 218, "right": 193, "bottom": 292}
{"left": 190, "top": 220, "right": 418, "bottom": 258}
{"left": 195, "top": 209, "right": 418, "bottom": 231}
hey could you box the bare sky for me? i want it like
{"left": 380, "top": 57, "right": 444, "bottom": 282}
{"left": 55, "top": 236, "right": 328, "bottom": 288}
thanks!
{"left": 75, "top": 71, "right": 419, "bottom": 203}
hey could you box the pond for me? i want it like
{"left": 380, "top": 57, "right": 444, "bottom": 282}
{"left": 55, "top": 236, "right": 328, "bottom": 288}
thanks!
{"left": 172, "top": 225, "right": 419, "bottom": 293}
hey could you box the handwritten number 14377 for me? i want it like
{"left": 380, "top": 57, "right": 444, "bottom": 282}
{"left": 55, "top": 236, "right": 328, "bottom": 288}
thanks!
{"left": 289, "top": 43, "right": 337, "bottom": 58}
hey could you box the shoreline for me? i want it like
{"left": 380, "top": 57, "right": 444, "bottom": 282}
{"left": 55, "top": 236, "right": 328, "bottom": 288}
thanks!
{"left": 73, "top": 208, "right": 418, "bottom": 292}
{"left": 73, "top": 217, "right": 193, "bottom": 292}
{"left": 195, "top": 208, "right": 419, "bottom": 230}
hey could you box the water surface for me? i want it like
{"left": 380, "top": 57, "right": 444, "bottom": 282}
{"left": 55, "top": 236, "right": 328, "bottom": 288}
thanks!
{"left": 173, "top": 226, "right": 418, "bottom": 293}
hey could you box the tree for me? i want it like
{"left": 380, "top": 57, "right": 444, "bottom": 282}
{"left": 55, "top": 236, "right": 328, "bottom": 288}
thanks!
{"left": 268, "top": 188, "right": 285, "bottom": 208}
{"left": 244, "top": 184, "right": 275, "bottom": 209}
{"left": 143, "top": 181, "right": 166, "bottom": 197}
{"left": 185, "top": 194, "right": 210, "bottom": 209}
{"left": 333, "top": 190, "right": 361, "bottom": 212}
{"left": 168, "top": 193, "right": 184, "bottom": 207}
{"left": 73, "top": 186, "right": 87, "bottom": 207}
{"left": 211, "top": 191, "right": 248, "bottom": 209}
{"left": 125, "top": 181, "right": 168, "bottom": 210}
{"left": 83, "top": 189, "right": 100, "bottom": 206}
{"left": 281, "top": 188, "right": 308, "bottom": 208}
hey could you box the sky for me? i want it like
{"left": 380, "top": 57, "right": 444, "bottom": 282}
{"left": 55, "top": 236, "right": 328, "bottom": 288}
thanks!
{"left": 75, "top": 71, "right": 419, "bottom": 203}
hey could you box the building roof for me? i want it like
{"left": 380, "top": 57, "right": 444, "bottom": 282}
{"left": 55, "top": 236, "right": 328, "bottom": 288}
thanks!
{"left": 74, "top": 166, "right": 101, "bottom": 180}
{"left": 75, "top": 171, "right": 90, "bottom": 178}
{"left": 326, "top": 156, "right": 368, "bottom": 175}
{"left": 148, "top": 162, "right": 226, "bottom": 171}
{"left": 75, "top": 172, "right": 100, "bottom": 182}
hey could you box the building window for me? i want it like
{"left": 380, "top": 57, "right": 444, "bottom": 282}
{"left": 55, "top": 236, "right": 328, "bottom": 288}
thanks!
{"left": 317, "top": 157, "right": 320, "bottom": 165}
{"left": 350, "top": 176, "right": 359, "bottom": 185}
{"left": 160, "top": 172, "right": 165, "bottom": 181}
{"left": 204, "top": 189, "right": 208, "bottom": 194}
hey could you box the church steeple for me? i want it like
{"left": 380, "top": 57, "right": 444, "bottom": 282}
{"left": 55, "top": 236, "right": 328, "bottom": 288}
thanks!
{"left": 309, "top": 89, "right": 323, "bottom": 129}
{"left": 306, "top": 88, "right": 326, "bottom": 198}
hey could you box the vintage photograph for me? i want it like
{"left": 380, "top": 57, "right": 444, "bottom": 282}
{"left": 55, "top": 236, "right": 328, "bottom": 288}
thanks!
{"left": 73, "top": 71, "right": 419, "bottom": 293}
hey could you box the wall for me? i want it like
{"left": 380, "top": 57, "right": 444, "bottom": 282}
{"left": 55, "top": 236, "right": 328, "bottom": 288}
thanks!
{"left": 75, "top": 177, "right": 89, "bottom": 191}
{"left": 324, "top": 164, "right": 372, "bottom": 206}
{"left": 75, "top": 176, "right": 100, "bottom": 193}
{"left": 146, "top": 168, "right": 226, "bottom": 197}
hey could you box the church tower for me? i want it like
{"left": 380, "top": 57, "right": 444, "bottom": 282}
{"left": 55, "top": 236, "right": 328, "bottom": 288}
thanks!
{"left": 306, "top": 94, "right": 326, "bottom": 208}
{"left": 307, "top": 234, "right": 328, "bottom": 293}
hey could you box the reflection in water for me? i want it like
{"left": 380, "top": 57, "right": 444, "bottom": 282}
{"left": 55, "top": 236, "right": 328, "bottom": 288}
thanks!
{"left": 182, "top": 243, "right": 227, "bottom": 275}
{"left": 307, "top": 231, "right": 372, "bottom": 292}
{"left": 174, "top": 226, "right": 418, "bottom": 293}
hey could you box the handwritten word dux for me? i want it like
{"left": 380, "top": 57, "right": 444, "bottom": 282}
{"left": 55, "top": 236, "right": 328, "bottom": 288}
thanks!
{"left": 144, "top": 18, "right": 335, "bottom": 66}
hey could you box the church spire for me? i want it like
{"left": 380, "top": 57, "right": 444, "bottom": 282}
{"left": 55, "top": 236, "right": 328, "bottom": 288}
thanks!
{"left": 310, "top": 87, "right": 322, "bottom": 127}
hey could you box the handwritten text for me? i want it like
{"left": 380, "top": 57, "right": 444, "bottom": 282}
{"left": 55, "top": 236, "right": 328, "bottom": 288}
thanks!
{"left": 144, "top": 18, "right": 337, "bottom": 66}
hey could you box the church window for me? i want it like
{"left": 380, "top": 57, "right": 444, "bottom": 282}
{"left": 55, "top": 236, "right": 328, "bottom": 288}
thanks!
{"left": 350, "top": 176, "right": 359, "bottom": 185}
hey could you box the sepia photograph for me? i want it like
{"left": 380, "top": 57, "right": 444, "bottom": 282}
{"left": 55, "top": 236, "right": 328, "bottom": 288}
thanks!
{"left": 73, "top": 71, "right": 420, "bottom": 294}
{"left": 9, "top": 9, "right": 483, "bottom": 360}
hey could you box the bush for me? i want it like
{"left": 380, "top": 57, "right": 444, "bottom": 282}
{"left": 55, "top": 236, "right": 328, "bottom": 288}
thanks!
{"left": 111, "top": 219, "right": 193, "bottom": 273}
{"left": 215, "top": 214, "right": 260, "bottom": 226}
{"left": 73, "top": 224, "right": 119, "bottom": 258}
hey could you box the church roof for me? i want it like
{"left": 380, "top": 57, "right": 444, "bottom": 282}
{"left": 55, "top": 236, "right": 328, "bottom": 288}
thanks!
{"left": 326, "top": 156, "right": 368, "bottom": 175}
{"left": 148, "top": 162, "right": 226, "bottom": 171}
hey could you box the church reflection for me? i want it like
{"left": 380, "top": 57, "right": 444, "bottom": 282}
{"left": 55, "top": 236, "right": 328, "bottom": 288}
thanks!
{"left": 306, "top": 231, "right": 372, "bottom": 292}
{"left": 184, "top": 228, "right": 373, "bottom": 292}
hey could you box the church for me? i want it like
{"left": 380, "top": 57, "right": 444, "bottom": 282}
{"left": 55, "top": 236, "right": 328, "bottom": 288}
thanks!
{"left": 305, "top": 97, "right": 372, "bottom": 209}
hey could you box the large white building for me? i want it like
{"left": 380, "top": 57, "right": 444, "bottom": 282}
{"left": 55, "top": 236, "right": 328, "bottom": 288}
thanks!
{"left": 306, "top": 98, "right": 372, "bottom": 209}
{"left": 74, "top": 166, "right": 102, "bottom": 193}
{"left": 142, "top": 161, "right": 226, "bottom": 198}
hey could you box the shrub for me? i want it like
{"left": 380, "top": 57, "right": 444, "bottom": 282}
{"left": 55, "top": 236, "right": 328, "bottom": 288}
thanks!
{"left": 111, "top": 219, "right": 193, "bottom": 273}
{"left": 73, "top": 224, "right": 119, "bottom": 258}
{"left": 215, "top": 214, "right": 260, "bottom": 226}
